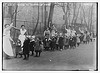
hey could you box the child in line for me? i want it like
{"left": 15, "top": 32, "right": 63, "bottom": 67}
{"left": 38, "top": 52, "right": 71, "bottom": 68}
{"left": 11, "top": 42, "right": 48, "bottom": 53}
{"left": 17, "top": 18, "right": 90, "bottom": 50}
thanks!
{"left": 15, "top": 39, "right": 22, "bottom": 58}
{"left": 29, "top": 36, "right": 35, "bottom": 56}
{"left": 77, "top": 35, "right": 80, "bottom": 47}
{"left": 34, "top": 38, "right": 43, "bottom": 57}
{"left": 58, "top": 33, "right": 64, "bottom": 51}
{"left": 22, "top": 37, "right": 30, "bottom": 60}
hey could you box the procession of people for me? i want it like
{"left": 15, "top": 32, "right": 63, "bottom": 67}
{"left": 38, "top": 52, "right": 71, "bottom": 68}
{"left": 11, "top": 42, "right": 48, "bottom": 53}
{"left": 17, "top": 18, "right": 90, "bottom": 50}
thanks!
{"left": 3, "top": 22, "right": 95, "bottom": 60}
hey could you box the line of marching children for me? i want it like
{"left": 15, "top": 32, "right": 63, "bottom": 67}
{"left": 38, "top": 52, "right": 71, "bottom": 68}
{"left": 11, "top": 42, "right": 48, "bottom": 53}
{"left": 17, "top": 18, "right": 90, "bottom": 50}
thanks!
{"left": 43, "top": 30, "right": 95, "bottom": 51}
{"left": 14, "top": 36, "right": 43, "bottom": 60}
{"left": 14, "top": 31, "right": 94, "bottom": 60}
{"left": 3, "top": 23, "right": 95, "bottom": 60}
{"left": 43, "top": 33, "right": 80, "bottom": 51}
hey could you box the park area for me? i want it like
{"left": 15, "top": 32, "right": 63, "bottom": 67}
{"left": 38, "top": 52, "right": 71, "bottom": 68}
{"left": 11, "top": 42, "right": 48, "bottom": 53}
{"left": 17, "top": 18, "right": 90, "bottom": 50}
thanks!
{"left": 2, "top": 2, "right": 97, "bottom": 71}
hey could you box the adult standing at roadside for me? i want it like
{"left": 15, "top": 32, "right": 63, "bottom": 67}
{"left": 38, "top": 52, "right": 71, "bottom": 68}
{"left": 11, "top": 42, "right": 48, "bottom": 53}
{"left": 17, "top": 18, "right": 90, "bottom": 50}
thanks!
{"left": 3, "top": 23, "right": 15, "bottom": 59}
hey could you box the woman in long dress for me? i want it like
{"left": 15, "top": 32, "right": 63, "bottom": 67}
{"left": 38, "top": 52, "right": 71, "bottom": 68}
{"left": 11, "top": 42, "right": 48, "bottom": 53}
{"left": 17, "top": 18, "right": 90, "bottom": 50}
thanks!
{"left": 18, "top": 25, "right": 27, "bottom": 48}
{"left": 3, "top": 23, "right": 15, "bottom": 59}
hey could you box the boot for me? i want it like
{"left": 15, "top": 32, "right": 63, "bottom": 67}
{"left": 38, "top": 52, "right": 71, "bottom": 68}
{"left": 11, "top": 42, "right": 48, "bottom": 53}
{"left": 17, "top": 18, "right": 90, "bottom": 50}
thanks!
{"left": 23, "top": 54, "right": 26, "bottom": 60}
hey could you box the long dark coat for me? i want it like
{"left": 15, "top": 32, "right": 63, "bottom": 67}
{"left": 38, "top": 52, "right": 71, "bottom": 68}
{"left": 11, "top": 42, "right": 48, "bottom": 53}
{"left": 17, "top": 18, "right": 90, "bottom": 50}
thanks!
{"left": 23, "top": 38, "right": 30, "bottom": 54}
{"left": 34, "top": 40, "right": 42, "bottom": 51}
{"left": 58, "top": 36, "right": 64, "bottom": 47}
{"left": 29, "top": 40, "right": 35, "bottom": 51}
{"left": 50, "top": 37, "right": 56, "bottom": 49}
{"left": 43, "top": 38, "right": 50, "bottom": 48}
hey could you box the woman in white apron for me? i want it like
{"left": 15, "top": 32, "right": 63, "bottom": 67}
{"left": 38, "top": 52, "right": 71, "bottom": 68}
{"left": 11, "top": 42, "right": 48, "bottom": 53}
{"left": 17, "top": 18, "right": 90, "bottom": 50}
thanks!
{"left": 3, "top": 23, "right": 15, "bottom": 59}
{"left": 18, "top": 25, "right": 27, "bottom": 48}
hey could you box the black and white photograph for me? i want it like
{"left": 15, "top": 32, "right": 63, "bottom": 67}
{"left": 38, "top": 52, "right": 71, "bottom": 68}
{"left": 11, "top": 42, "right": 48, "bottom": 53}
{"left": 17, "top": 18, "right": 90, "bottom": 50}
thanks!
{"left": 2, "top": 1, "right": 98, "bottom": 71}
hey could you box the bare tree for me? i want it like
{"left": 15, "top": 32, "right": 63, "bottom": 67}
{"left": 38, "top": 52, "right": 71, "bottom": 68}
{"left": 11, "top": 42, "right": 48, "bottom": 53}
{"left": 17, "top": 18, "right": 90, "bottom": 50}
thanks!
{"left": 82, "top": 5, "right": 88, "bottom": 26}
{"left": 44, "top": 2, "right": 47, "bottom": 31}
{"left": 6, "top": 3, "right": 19, "bottom": 40}
{"left": 61, "top": 2, "right": 71, "bottom": 27}
{"left": 32, "top": 3, "right": 40, "bottom": 35}
{"left": 71, "top": 3, "right": 81, "bottom": 24}
{"left": 82, "top": 4, "right": 94, "bottom": 31}
{"left": 89, "top": 4, "right": 94, "bottom": 31}
{"left": 2, "top": 3, "right": 6, "bottom": 28}
{"left": 13, "top": 3, "right": 18, "bottom": 40}
{"left": 74, "top": 3, "right": 81, "bottom": 24}
{"left": 41, "top": 4, "right": 44, "bottom": 33}
{"left": 48, "top": 2, "right": 55, "bottom": 28}
{"left": 80, "top": 7, "right": 84, "bottom": 24}
{"left": 13, "top": 3, "right": 18, "bottom": 27}
{"left": 71, "top": 3, "right": 76, "bottom": 24}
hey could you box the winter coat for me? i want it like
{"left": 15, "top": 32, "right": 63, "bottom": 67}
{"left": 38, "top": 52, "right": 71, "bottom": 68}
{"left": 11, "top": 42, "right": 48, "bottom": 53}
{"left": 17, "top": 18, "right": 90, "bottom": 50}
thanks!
{"left": 23, "top": 38, "right": 30, "bottom": 54}
{"left": 35, "top": 40, "right": 43, "bottom": 51}
{"left": 58, "top": 36, "right": 64, "bottom": 47}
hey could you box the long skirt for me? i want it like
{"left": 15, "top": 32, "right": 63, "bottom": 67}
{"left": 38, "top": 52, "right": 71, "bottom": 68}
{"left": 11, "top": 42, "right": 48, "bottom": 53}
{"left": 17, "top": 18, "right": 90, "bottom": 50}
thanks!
{"left": 3, "top": 36, "right": 14, "bottom": 56}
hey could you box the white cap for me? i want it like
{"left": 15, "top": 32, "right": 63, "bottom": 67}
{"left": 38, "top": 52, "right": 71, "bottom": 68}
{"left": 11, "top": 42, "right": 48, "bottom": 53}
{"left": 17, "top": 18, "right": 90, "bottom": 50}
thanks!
{"left": 27, "top": 35, "right": 31, "bottom": 38}
{"left": 59, "top": 33, "right": 62, "bottom": 36}
{"left": 32, "top": 35, "right": 35, "bottom": 38}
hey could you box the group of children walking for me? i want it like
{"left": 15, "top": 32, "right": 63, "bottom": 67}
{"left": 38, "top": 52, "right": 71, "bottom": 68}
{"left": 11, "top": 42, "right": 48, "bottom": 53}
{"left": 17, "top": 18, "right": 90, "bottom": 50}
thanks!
{"left": 3, "top": 23, "right": 94, "bottom": 60}
{"left": 13, "top": 30, "right": 94, "bottom": 60}
{"left": 14, "top": 36, "right": 43, "bottom": 60}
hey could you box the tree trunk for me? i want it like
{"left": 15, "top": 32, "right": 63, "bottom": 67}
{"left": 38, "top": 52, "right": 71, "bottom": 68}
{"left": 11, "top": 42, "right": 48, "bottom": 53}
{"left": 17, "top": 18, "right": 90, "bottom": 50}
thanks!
{"left": 5, "top": 3, "right": 18, "bottom": 41}
{"left": 74, "top": 4, "right": 81, "bottom": 24}
{"left": 41, "top": 4, "right": 43, "bottom": 33}
{"left": 62, "top": 3, "right": 70, "bottom": 28}
{"left": 82, "top": 6, "right": 87, "bottom": 26}
{"left": 14, "top": 3, "right": 18, "bottom": 27}
{"left": 32, "top": 3, "right": 39, "bottom": 35}
{"left": 65, "top": 3, "right": 70, "bottom": 27}
{"left": 2, "top": 3, "right": 5, "bottom": 29}
{"left": 13, "top": 3, "right": 18, "bottom": 40}
{"left": 71, "top": 3, "right": 76, "bottom": 24}
{"left": 44, "top": 3, "right": 47, "bottom": 31}
{"left": 90, "top": 4, "right": 93, "bottom": 31}
{"left": 48, "top": 2, "right": 55, "bottom": 28}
